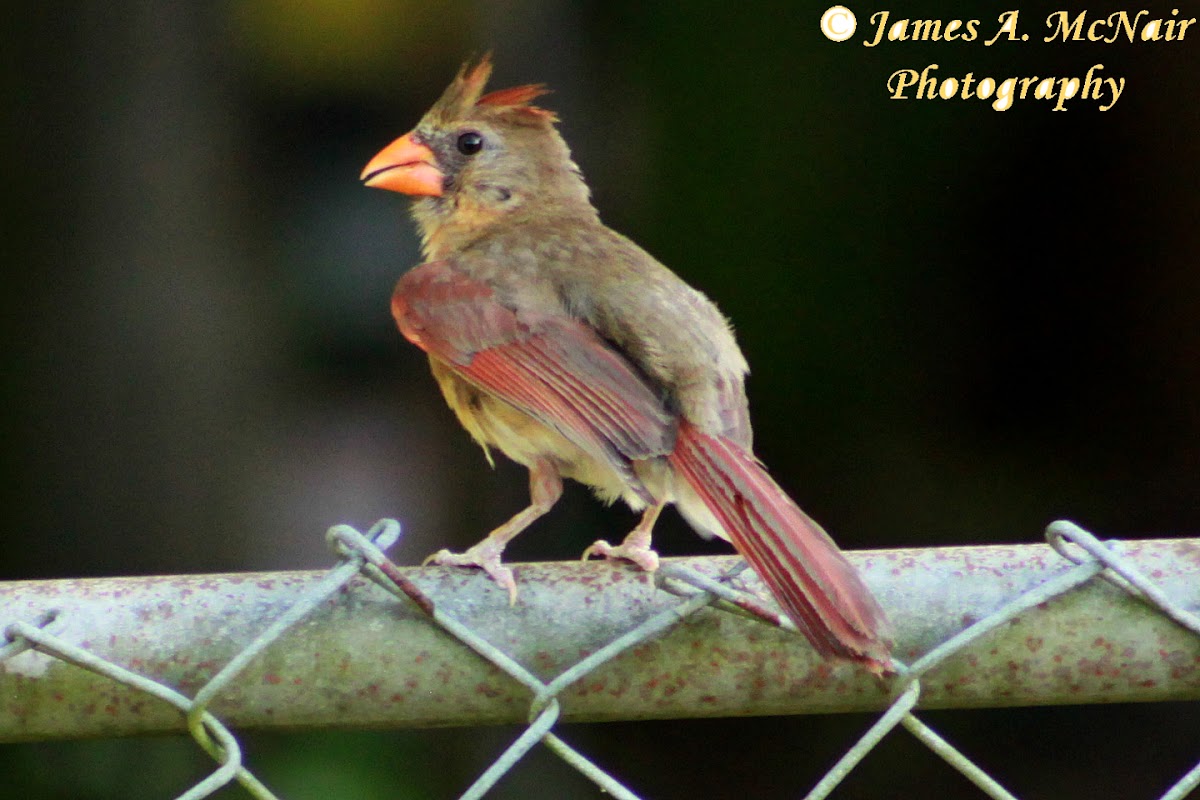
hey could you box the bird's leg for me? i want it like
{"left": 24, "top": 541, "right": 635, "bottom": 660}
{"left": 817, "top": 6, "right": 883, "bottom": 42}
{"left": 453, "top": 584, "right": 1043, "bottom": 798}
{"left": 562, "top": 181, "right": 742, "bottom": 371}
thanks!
{"left": 582, "top": 501, "right": 665, "bottom": 573}
{"left": 424, "top": 458, "right": 562, "bottom": 603}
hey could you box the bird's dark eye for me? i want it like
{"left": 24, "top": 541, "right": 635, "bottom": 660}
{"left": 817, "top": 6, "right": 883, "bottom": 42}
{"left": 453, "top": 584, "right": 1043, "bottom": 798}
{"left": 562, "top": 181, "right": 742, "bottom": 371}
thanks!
{"left": 456, "top": 131, "right": 484, "bottom": 155}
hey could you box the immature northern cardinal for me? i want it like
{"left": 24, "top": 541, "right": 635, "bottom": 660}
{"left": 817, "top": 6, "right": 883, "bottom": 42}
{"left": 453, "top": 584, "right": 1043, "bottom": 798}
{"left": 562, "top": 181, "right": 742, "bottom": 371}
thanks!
{"left": 362, "top": 57, "right": 891, "bottom": 669}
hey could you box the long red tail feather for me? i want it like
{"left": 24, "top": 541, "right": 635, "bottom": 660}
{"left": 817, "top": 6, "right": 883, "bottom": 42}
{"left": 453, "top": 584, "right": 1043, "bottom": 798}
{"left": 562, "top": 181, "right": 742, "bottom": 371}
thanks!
{"left": 669, "top": 422, "right": 892, "bottom": 670}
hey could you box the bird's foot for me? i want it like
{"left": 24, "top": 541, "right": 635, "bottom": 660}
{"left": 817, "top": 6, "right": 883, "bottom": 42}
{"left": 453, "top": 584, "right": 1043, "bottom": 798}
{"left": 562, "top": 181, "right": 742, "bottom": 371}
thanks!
{"left": 583, "top": 503, "right": 664, "bottom": 573}
{"left": 423, "top": 542, "right": 518, "bottom": 605}
{"left": 581, "top": 538, "right": 661, "bottom": 573}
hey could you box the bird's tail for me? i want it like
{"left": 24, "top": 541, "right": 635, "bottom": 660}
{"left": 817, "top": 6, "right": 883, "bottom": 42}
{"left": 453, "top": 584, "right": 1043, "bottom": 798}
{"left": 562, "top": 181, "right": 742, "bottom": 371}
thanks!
{"left": 669, "top": 421, "right": 893, "bottom": 671}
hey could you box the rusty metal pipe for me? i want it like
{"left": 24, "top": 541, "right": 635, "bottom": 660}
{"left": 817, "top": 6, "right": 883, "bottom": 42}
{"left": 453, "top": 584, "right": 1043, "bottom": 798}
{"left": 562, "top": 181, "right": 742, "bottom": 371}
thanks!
{"left": 1, "top": 539, "right": 1197, "bottom": 742}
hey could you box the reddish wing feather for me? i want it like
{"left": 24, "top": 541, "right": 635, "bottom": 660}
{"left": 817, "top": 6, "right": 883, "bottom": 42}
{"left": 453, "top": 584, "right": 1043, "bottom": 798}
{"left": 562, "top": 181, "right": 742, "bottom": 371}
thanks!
{"left": 392, "top": 261, "right": 675, "bottom": 492}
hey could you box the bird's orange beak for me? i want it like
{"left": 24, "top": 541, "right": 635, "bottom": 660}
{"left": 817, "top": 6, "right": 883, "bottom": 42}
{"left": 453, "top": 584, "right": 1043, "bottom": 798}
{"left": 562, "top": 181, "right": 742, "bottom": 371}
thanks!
{"left": 360, "top": 133, "right": 444, "bottom": 196}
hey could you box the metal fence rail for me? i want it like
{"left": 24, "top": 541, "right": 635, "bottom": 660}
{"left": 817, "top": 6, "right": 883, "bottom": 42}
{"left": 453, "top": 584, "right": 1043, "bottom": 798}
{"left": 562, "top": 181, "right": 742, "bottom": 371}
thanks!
{"left": 2, "top": 521, "right": 1199, "bottom": 799}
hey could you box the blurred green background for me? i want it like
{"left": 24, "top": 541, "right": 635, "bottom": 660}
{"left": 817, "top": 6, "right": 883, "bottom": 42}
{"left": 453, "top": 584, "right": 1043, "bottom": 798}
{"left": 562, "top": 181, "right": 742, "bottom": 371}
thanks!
{"left": 4, "top": 1, "right": 1198, "bottom": 797}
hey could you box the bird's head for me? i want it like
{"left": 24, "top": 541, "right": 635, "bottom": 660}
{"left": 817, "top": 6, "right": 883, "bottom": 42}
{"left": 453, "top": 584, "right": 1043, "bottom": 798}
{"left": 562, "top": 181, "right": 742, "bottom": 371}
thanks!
{"left": 361, "top": 56, "right": 592, "bottom": 254}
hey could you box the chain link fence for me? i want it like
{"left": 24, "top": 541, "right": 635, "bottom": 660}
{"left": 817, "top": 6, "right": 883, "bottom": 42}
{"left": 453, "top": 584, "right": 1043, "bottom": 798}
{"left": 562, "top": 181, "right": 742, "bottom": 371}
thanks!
{"left": 2, "top": 520, "right": 1198, "bottom": 799}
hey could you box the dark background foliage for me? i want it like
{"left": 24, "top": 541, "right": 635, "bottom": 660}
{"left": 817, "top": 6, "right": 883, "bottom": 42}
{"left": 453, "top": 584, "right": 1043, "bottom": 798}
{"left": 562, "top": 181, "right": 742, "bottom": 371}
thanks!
{"left": 4, "top": 2, "right": 1197, "bottom": 797}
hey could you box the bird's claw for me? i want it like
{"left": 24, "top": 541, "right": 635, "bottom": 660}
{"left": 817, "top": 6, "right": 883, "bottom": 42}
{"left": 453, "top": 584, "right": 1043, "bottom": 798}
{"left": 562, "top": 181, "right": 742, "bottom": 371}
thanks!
{"left": 423, "top": 546, "right": 519, "bottom": 605}
{"left": 582, "top": 539, "right": 661, "bottom": 573}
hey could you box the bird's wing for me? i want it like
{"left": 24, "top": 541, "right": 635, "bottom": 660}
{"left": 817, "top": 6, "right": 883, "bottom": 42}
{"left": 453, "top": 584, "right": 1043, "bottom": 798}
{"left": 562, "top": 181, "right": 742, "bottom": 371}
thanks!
{"left": 392, "top": 260, "right": 676, "bottom": 497}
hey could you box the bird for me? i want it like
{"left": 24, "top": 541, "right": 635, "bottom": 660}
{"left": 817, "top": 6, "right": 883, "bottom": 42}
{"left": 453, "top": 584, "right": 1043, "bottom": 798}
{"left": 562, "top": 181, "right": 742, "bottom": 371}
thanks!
{"left": 361, "top": 56, "right": 892, "bottom": 671}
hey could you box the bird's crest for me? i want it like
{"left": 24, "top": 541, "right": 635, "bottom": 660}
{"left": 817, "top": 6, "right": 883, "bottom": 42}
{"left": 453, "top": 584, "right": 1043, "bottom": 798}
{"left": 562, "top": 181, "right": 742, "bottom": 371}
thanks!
{"left": 429, "top": 54, "right": 555, "bottom": 124}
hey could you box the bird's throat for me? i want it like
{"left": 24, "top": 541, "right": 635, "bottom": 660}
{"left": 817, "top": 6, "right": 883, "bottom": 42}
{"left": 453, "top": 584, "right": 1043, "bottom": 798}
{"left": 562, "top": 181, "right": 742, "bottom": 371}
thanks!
{"left": 410, "top": 195, "right": 513, "bottom": 261}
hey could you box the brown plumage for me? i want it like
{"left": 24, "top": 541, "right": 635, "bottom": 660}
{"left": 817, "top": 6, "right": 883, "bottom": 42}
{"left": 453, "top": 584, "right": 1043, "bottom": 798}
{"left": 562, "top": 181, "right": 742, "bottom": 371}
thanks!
{"left": 362, "top": 57, "right": 892, "bottom": 670}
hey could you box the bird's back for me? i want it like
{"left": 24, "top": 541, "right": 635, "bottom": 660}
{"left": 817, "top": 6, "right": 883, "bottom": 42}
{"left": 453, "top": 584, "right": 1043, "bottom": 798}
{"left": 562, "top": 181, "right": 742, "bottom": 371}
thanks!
{"left": 455, "top": 214, "right": 754, "bottom": 448}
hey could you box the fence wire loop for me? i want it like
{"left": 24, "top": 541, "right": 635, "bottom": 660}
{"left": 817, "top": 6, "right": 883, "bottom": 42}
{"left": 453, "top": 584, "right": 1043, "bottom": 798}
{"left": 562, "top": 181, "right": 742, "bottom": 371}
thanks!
{"left": 657, "top": 561, "right": 795, "bottom": 631}
{"left": 325, "top": 517, "right": 402, "bottom": 561}
{"left": 329, "top": 521, "right": 440, "bottom": 616}
{"left": 1, "top": 608, "right": 62, "bottom": 661}
{"left": 2, "top": 519, "right": 1197, "bottom": 799}
{"left": 1047, "top": 519, "right": 1200, "bottom": 637}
